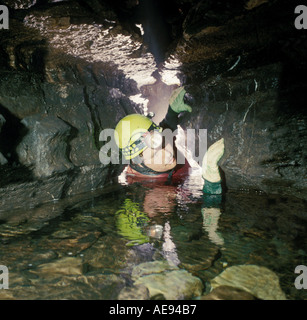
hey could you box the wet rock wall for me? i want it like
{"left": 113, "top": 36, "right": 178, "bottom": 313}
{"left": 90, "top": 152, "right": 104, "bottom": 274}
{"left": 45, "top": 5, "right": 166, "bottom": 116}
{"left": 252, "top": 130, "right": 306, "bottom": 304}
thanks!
{"left": 176, "top": 0, "right": 307, "bottom": 199}
{"left": 0, "top": 1, "right": 142, "bottom": 211}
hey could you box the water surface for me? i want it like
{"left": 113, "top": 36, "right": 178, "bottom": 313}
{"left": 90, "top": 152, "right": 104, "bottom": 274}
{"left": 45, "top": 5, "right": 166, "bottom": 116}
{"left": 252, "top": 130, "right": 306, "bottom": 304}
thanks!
{"left": 0, "top": 175, "right": 306, "bottom": 300}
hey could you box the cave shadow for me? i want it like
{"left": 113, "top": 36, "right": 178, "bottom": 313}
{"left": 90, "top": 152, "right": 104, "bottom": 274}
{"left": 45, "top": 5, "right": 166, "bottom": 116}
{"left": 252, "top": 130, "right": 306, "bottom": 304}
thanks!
{"left": 0, "top": 104, "right": 27, "bottom": 164}
{"left": 276, "top": 30, "right": 307, "bottom": 197}
{"left": 94, "top": 0, "right": 185, "bottom": 65}
{"left": 133, "top": 0, "right": 173, "bottom": 64}
{"left": 0, "top": 104, "right": 34, "bottom": 187}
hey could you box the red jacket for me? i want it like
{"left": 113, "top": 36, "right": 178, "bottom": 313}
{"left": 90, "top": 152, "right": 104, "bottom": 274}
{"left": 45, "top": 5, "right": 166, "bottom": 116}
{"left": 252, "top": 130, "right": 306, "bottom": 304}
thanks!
{"left": 125, "top": 160, "right": 191, "bottom": 185}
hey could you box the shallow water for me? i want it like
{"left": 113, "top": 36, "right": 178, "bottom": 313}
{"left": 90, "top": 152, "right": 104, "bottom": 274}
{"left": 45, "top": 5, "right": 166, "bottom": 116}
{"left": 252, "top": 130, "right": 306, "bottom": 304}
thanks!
{"left": 0, "top": 173, "right": 306, "bottom": 300}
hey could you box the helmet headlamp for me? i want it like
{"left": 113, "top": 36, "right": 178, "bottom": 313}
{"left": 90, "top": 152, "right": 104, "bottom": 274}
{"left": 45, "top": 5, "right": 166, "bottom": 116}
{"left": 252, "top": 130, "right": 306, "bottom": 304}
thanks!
{"left": 143, "top": 130, "right": 163, "bottom": 150}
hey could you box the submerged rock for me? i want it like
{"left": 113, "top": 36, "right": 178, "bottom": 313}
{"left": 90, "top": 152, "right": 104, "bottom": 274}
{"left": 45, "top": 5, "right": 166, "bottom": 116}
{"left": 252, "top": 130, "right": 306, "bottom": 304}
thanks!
{"left": 210, "top": 264, "right": 287, "bottom": 300}
{"left": 131, "top": 260, "right": 203, "bottom": 300}
{"left": 131, "top": 260, "right": 178, "bottom": 279}
{"left": 201, "top": 285, "right": 257, "bottom": 300}
{"left": 31, "top": 257, "right": 84, "bottom": 278}
{"left": 118, "top": 284, "right": 150, "bottom": 300}
{"left": 41, "top": 274, "right": 125, "bottom": 300}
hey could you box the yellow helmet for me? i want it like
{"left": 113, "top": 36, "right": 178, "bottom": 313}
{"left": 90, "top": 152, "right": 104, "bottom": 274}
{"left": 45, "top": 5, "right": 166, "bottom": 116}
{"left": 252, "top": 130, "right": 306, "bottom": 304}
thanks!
{"left": 114, "top": 114, "right": 161, "bottom": 160}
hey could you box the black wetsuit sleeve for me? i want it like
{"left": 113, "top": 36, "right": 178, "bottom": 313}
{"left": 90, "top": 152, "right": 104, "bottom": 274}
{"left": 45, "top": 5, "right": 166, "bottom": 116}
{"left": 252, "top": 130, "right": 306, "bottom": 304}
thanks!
{"left": 159, "top": 107, "right": 179, "bottom": 131}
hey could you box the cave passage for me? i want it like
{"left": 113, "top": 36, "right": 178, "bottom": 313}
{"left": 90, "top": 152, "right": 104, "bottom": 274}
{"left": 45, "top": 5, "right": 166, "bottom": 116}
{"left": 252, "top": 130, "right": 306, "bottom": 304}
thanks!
{"left": 0, "top": 0, "right": 306, "bottom": 302}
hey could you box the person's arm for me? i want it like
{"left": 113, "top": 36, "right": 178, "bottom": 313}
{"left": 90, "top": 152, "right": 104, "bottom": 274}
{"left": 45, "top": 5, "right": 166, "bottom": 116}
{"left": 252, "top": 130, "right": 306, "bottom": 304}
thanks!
{"left": 159, "top": 107, "right": 179, "bottom": 131}
{"left": 202, "top": 139, "right": 225, "bottom": 246}
{"left": 159, "top": 87, "right": 192, "bottom": 131}
{"left": 202, "top": 138, "right": 225, "bottom": 195}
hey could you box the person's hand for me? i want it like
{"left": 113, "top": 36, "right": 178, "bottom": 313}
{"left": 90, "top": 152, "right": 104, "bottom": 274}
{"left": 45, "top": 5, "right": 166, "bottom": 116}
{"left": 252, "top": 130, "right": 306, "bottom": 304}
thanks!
{"left": 202, "top": 138, "right": 225, "bottom": 183}
{"left": 169, "top": 87, "right": 192, "bottom": 113}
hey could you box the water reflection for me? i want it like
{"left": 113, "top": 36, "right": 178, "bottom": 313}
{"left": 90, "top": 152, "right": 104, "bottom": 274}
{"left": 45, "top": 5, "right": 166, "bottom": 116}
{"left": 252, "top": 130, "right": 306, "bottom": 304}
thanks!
{"left": 0, "top": 180, "right": 306, "bottom": 300}
{"left": 202, "top": 207, "right": 224, "bottom": 247}
{"left": 116, "top": 169, "right": 225, "bottom": 268}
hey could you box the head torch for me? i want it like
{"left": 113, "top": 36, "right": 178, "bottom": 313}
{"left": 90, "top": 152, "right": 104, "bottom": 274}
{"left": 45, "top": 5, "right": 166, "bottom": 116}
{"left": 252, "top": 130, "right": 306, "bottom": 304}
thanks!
{"left": 127, "top": 123, "right": 163, "bottom": 159}
{"left": 143, "top": 130, "right": 163, "bottom": 149}
{"left": 143, "top": 112, "right": 163, "bottom": 149}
